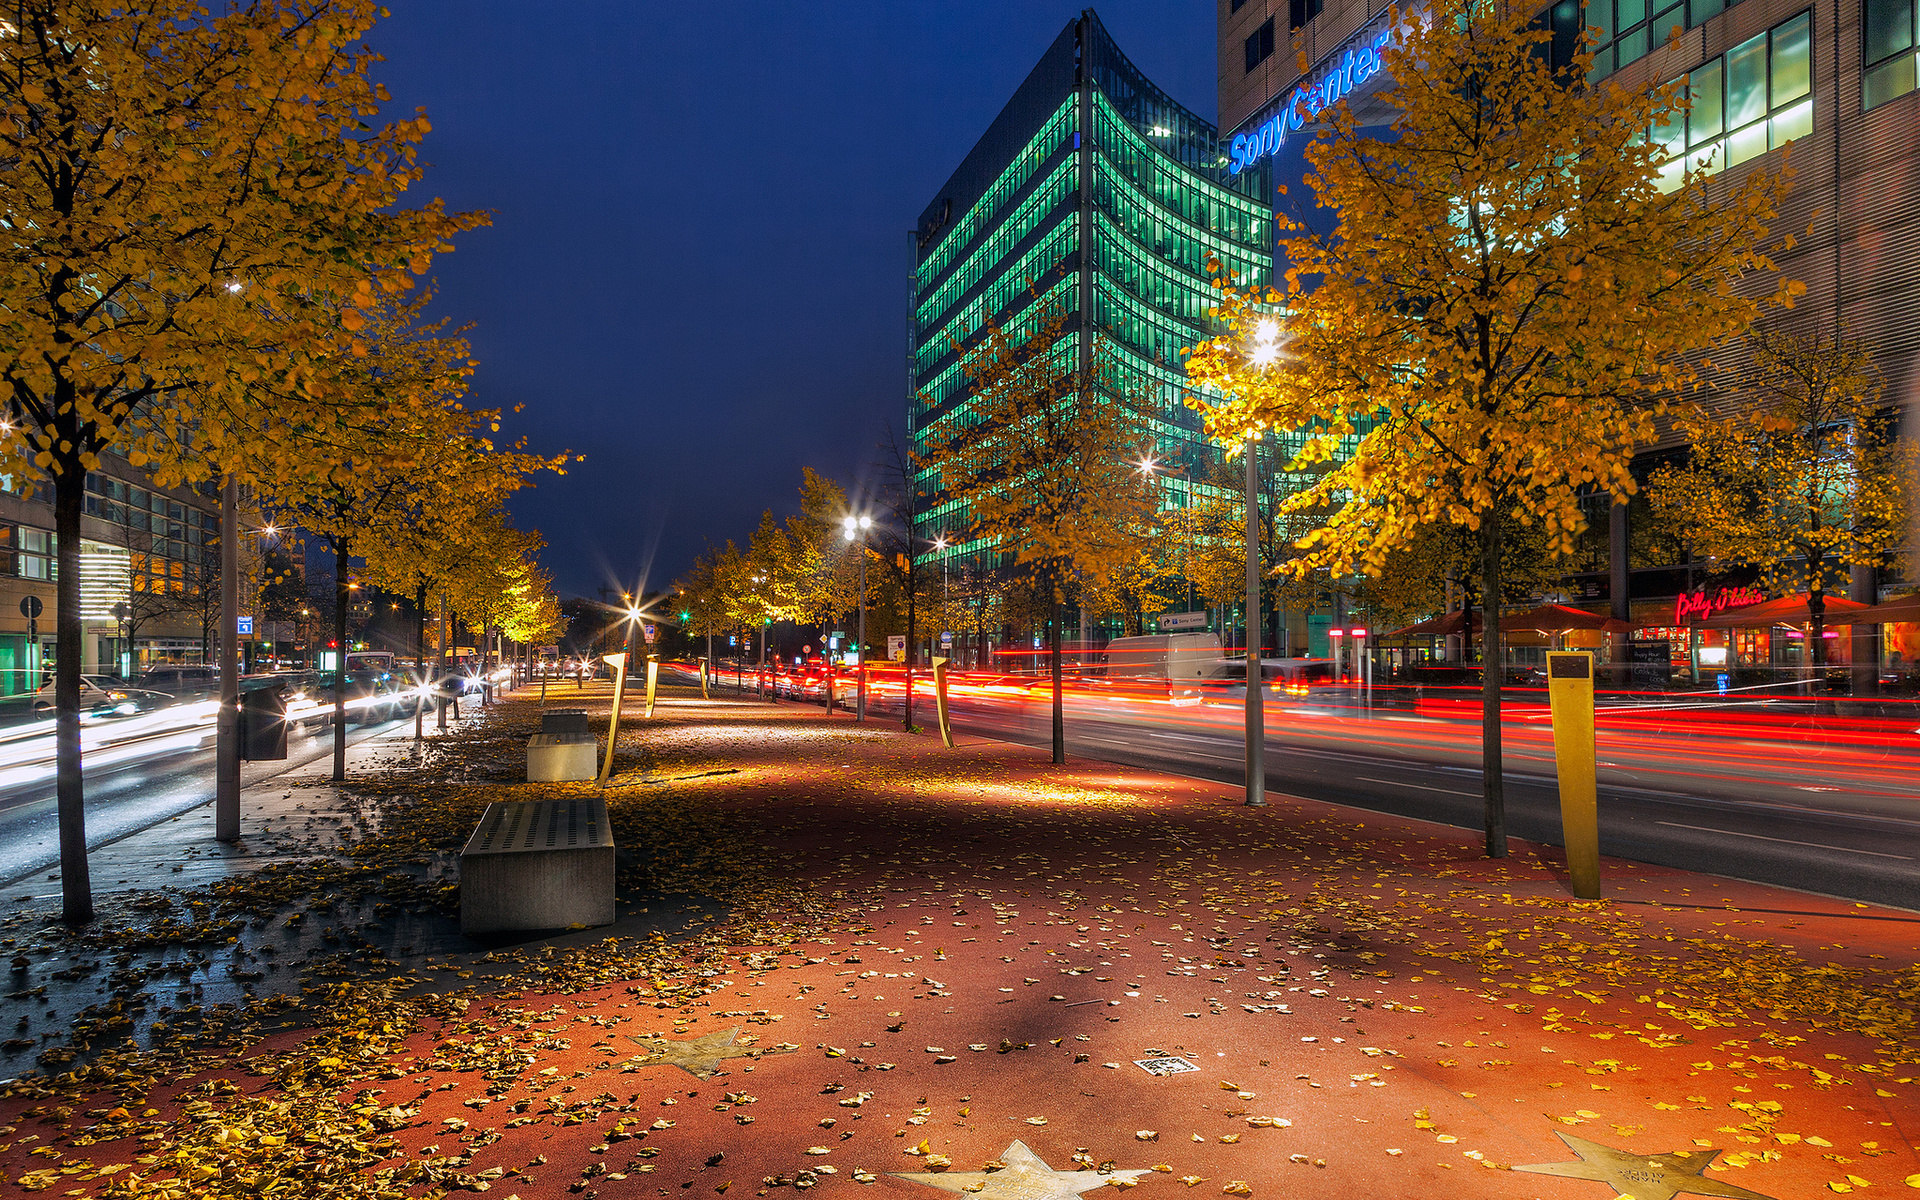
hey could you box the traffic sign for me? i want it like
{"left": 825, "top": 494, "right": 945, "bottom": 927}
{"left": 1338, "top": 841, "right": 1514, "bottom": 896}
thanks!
{"left": 18, "top": 596, "right": 42, "bottom": 620}
{"left": 1156, "top": 610, "right": 1208, "bottom": 632}
{"left": 939, "top": 631, "right": 953, "bottom": 646}
{"left": 237, "top": 616, "right": 254, "bottom": 636}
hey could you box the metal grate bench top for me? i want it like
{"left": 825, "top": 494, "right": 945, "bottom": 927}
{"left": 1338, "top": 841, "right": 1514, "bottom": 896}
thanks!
{"left": 463, "top": 798, "right": 614, "bottom": 857}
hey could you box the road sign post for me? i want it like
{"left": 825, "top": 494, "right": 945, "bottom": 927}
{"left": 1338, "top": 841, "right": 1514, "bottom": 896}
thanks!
{"left": 1546, "top": 651, "right": 1601, "bottom": 899}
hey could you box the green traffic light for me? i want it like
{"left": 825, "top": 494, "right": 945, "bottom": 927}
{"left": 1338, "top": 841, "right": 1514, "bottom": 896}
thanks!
{"left": 680, "top": 611, "right": 690, "bottom": 620}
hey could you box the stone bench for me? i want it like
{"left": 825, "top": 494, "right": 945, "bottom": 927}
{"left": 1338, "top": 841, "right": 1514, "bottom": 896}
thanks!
{"left": 529, "top": 709, "right": 597, "bottom": 781}
{"left": 460, "top": 797, "right": 616, "bottom": 935}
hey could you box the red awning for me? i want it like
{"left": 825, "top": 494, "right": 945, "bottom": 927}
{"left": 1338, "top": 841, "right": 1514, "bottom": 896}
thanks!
{"left": 1498, "top": 604, "right": 1631, "bottom": 634}
{"left": 1824, "top": 593, "right": 1920, "bottom": 626}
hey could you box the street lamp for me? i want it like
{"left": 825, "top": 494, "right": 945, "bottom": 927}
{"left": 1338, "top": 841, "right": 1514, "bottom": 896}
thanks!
{"left": 750, "top": 574, "right": 770, "bottom": 700}
{"left": 932, "top": 535, "right": 950, "bottom": 663}
{"left": 1238, "top": 317, "right": 1287, "bottom": 809}
{"left": 841, "top": 513, "right": 873, "bottom": 722}
{"left": 1138, "top": 454, "right": 1198, "bottom": 616}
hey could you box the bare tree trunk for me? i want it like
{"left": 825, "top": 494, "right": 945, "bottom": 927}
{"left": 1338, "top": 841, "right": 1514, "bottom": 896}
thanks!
{"left": 1480, "top": 515, "right": 1506, "bottom": 859}
{"left": 1050, "top": 594, "right": 1065, "bottom": 765}
{"left": 53, "top": 466, "right": 93, "bottom": 923}
{"left": 332, "top": 538, "right": 349, "bottom": 782}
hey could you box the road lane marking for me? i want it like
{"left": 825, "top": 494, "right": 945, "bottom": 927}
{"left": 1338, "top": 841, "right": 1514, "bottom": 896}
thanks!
{"left": 1355, "top": 776, "right": 1481, "bottom": 797}
{"left": 1654, "top": 821, "right": 1913, "bottom": 859}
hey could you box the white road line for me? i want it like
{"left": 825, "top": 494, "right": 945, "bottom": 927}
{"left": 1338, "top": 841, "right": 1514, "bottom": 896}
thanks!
{"left": 1355, "top": 776, "right": 1481, "bottom": 797}
{"left": 1655, "top": 821, "right": 1913, "bottom": 859}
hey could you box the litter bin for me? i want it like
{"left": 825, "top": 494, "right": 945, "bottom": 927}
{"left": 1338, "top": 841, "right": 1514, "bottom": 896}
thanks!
{"left": 239, "top": 684, "right": 288, "bottom": 761}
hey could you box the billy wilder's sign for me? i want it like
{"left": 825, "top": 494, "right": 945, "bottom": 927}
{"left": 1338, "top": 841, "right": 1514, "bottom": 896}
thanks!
{"left": 1227, "top": 8, "right": 1399, "bottom": 176}
{"left": 1673, "top": 586, "right": 1765, "bottom": 624}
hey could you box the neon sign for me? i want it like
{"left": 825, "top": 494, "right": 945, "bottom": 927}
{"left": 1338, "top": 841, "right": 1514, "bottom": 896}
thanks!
{"left": 1228, "top": 25, "right": 1393, "bottom": 175}
{"left": 1673, "top": 586, "right": 1765, "bottom": 625}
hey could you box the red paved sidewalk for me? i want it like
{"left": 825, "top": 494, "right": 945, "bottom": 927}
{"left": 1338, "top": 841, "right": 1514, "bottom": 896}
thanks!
{"left": 0, "top": 692, "right": 1913, "bottom": 1199}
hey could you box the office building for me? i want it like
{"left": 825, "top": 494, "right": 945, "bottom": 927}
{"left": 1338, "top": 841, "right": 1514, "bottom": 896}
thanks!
{"left": 911, "top": 9, "right": 1275, "bottom": 579}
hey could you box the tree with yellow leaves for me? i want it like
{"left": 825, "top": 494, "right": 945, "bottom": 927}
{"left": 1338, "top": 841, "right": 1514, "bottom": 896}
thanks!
{"left": 1647, "top": 328, "right": 1915, "bottom": 675}
{"left": 918, "top": 301, "right": 1157, "bottom": 762}
{"left": 1184, "top": 0, "right": 1798, "bottom": 856}
{"left": 0, "top": 0, "right": 484, "bottom": 922}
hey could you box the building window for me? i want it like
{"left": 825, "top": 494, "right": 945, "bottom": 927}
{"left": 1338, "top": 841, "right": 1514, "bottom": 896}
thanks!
{"left": 1288, "top": 0, "right": 1323, "bottom": 31}
{"left": 1590, "top": 0, "right": 1748, "bottom": 80}
{"left": 5, "top": 526, "right": 56, "bottom": 581}
{"left": 1656, "top": 12, "right": 1812, "bottom": 188}
{"left": 1245, "top": 18, "right": 1275, "bottom": 73}
{"left": 1865, "top": 0, "right": 1919, "bottom": 107}
{"left": 1231, "top": 0, "right": 1249, "bottom": 11}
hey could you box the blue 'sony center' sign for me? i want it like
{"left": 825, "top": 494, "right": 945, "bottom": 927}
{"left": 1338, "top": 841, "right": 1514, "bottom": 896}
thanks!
{"left": 1228, "top": 18, "right": 1396, "bottom": 175}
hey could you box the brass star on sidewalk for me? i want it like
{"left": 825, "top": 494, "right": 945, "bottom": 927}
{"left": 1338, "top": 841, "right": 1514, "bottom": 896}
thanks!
{"left": 623, "top": 1026, "right": 782, "bottom": 1079}
{"left": 1514, "top": 1131, "right": 1779, "bottom": 1200}
{"left": 894, "top": 1141, "right": 1148, "bottom": 1200}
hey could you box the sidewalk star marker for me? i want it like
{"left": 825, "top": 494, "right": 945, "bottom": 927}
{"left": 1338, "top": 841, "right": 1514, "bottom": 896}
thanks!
{"left": 1514, "top": 1132, "right": 1779, "bottom": 1200}
{"left": 624, "top": 1027, "right": 785, "bottom": 1079}
{"left": 894, "top": 1141, "right": 1149, "bottom": 1200}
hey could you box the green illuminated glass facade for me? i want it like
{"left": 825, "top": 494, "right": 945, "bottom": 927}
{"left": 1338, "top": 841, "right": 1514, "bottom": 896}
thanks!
{"left": 910, "top": 9, "right": 1272, "bottom": 558}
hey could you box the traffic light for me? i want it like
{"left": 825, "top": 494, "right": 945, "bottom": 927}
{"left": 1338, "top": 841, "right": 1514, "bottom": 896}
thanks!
{"left": 680, "top": 611, "right": 690, "bottom": 621}
{"left": 326, "top": 639, "right": 338, "bottom": 649}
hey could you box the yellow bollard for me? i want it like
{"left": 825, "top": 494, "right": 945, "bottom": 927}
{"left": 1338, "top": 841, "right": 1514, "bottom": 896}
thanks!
{"left": 598, "top": 652, "right": 629, "bottom": 785}
{"left": 699, "top": 660, "right": 709, "bottom": 700}
{"left": 1546, "top": 651, "right": 1600, "bottom": 899}
{"left": 932, "top": 656, "right": 953, "bottom": 749}
{"left": 645, "top": 659, "right": 659, "bottom": 718}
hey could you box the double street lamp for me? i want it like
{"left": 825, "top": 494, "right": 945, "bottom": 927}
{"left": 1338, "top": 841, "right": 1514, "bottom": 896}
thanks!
{"left": 841, "top": 513, "right": 872, "bottom": 722}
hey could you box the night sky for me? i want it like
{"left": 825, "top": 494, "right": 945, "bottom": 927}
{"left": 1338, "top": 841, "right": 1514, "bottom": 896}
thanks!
{"left": 369, "top": 1, "right": 1217, "bottom": 601}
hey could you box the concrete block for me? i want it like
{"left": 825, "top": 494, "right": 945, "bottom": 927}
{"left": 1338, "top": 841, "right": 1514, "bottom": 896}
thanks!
{"left": 460, "top": 798, "right": 616, "bottom": 935}
{"left": 528, "top": 733, "right": 598, "bottom": 782}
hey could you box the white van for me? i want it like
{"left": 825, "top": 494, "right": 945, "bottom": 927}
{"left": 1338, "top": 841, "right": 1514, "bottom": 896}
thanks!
{"left": 1099, "top": 633, "right": 1223, "bottom": 704}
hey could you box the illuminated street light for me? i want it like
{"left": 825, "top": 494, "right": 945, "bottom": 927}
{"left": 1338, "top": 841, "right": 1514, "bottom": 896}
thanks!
{"left": 1237, "top": 319, "right": 1291, "bottom": 808}
{"left": 841, "top": 514, "right": 873, "bottom": 722}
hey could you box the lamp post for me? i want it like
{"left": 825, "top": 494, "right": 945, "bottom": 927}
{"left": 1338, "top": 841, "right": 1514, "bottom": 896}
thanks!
{"left": 750, "top": 574, "right": 771, "bottom": 701}
{"left": 933, "top": 535, "right": 949, "bottom": 662}
{"left": 841, "top": 513, "right": 872, "bottom": 722}
{"left": 1137, "top": 455, "right": 1199, "bottom": 619}
{"left": 1238, "top": 318, "right": 1288, "bottom": 808}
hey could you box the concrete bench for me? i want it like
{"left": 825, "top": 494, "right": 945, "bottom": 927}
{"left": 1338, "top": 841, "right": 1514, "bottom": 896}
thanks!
{"left": 529, "top": 709, "right": 597, "bottom": 781}
{"left": 460, "top": 798, "right": 616, "bottom": 935}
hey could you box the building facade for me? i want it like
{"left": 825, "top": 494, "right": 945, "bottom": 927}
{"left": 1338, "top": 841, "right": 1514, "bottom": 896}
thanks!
{"left": 0, "top": 458, "right": 240, "bottom": 694}
{"left": 1218, "top": 0, "right": 1920, "bottom": 679}
{"left": 910, "top": 9, "right": 1275, "bottom": 583}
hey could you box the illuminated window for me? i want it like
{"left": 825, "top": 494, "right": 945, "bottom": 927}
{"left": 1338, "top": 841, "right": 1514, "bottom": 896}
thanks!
{"left": 1655, "top": 13, "right": 1812, "bottom": 189}
{"left": 1865, "top": 0, "right": 1919, "bottom": 107}
{"left": 1589, "top": 0, "right": 1747, "bottom": 79}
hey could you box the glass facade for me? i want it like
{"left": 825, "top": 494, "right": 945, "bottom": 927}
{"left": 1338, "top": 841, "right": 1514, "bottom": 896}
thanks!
{"left": 911, "top": 11, "right": 1272, "bottom": 557}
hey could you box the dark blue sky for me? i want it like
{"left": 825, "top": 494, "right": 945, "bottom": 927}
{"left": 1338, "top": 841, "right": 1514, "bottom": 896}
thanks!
{"left": 369, "top": 1, "right": 1217, "bottom": 600}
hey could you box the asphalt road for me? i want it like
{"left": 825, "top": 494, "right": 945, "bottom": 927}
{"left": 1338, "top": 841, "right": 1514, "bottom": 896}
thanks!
{"left": 854, "top": 685, "right": 1920, "bottom": 911}
{"left": 0, "top": 715, "right": 414, "bottom": 891}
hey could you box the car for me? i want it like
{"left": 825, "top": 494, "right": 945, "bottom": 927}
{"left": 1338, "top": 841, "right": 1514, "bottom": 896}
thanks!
{"left": 31, "top": 678, "right": 163, "bottom": 720}
{"left": 309, "top": 668, "right": 407, "bottom": 725}
{"left": 134, "top": 664, "right": 219, "bottom": 697}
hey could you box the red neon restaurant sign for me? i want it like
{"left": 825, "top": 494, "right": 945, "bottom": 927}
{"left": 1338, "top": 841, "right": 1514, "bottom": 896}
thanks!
{"left": 1673, "top": 585, "right": 1765, "bottom": 625}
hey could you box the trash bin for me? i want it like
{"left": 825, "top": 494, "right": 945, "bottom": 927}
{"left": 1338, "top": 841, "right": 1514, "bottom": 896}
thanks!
{"left": 239, "top": 685, "right": 288, "bottom": 761}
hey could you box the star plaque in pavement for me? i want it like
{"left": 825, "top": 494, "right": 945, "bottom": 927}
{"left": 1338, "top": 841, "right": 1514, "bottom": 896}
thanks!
{"left": 894, "top": 1141, "right": 1149, "bottom": 1200}
{"left": 623, "top": 1026, "right": 784, "bottom": 1079}
{"left": 1514, "top": 1131, "right": 1780, "bottom": 1200}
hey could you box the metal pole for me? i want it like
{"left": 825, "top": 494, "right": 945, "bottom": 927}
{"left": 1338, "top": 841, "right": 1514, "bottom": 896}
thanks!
{"left": 215, "top": 478, "right": 241, "bottom": 842}
{"left": 1244, "top": 442, "right": 1265, "bottom": 807}
{"left": 857, "top": 538, "right": 868, "bottom": 722}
